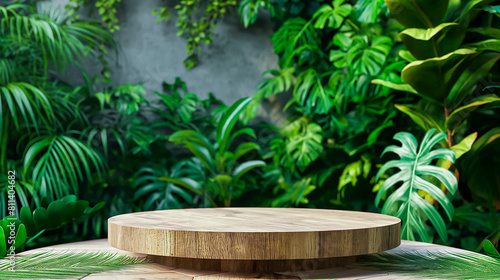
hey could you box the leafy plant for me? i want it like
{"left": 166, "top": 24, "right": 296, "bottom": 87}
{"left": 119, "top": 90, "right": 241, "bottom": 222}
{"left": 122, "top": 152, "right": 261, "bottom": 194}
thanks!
{"left": 376, "top": 129, "right": 458, "bottom": 242}
{"left": 162, "top": 97, "right": 266, "bottom": 206}
{"left": 154, "top": 0, "right": 237, "bottom": 69}
{"left": 0, "top": 216, "right": 27, "bottom": 258}
{"left": 375, "top": 0, "right": 500, "bottom": 247}
{"left": 0, "top": 2, "right": 113, "bottom": 213}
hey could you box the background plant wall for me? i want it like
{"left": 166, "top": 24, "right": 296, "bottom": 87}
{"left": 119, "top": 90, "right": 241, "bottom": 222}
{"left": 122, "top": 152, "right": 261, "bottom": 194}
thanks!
{"left": 1, "top": 0, "right": 499, "bottom": 256}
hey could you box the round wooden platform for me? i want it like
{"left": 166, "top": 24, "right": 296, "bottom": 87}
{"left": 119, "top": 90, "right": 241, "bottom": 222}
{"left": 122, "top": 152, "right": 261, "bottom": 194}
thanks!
{"left": 108, "top": 208, "right": 401, "bottom": 272}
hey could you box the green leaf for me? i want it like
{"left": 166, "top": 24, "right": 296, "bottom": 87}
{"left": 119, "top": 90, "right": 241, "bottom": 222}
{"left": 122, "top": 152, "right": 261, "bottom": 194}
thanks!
{"left": 286, "top": 123, "right": 324, "bottom": 167}
{"left": 233, "top": 142, "right": 260, "bottom": 163}
{"left": 312, "top": 0, "right": 352, "bottom": 29}
{"left": 376, "top": 129, "right": 458, "bottom": 242}
{"left": 216, "top": 97, "right": 253, "bottom": 153}
{"left": 293, "top": 69, "right": 333, "bottom": 114}
{"left": 20, "top": 206, "right": 36, "bottom": 237}
{"left": 232, "top": 160, "right": 266, "bottom": 184}
{"left": 447, "top": 52, "right": 500, "bottom": 107}
{"left": 401, "top": 49, "right": 476, "bottom": 104}
{"left": 13, "top": 224, "right": 27, "bottom": 249}
{"left": 347, "top": 35, "right": 393, "bottom": 76}
{"left": 446, "top": 94, "right": 500, "bottom": 132}
{"left": 257, "top": 68, "right": 295, "bottom": 97}
{"left": 395, "top": 104, "right": 444, "bottom": 133}
{"left": 385, "top": 0, "right": 449, "bottom": 28}
{"left": 0, "top": 227, "right": 6, "bottom": 257}
{"left": 451, "top": 132, "right": 478, "bottom": 159}
{"left": 372, "top": 79, "right": 417, "bottom": 94}
{"left": 355, "top": 0, "right": 384, "bottom": 23}
{"left": 169, "top": 130, "right": 215, "bottom": 157}
{"left": 399, "top": 23, "right": 466, "bottom": 59}
{"left": 484, "top": 240, "right": 500, "bottom": 259}
{"left": 456, "top": 127, "right": 500, "bottom": 207}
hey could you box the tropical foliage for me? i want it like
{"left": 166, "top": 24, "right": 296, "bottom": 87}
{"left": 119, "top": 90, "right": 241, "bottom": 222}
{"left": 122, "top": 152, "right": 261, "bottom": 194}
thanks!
{"left": 2, "top": 0, "right": 500, "bottom": 266}
{"left": 375, "top": 129, "right": 457, "bottom": 242}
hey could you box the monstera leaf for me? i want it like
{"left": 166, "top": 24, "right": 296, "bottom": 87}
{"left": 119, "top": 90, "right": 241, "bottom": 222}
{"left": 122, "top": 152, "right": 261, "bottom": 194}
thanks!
{"left": 376, "top": 129, "right": 458, "bottom": 242}
{"left": 286, "top": 122, "right": 324, "bottom": 167}
{"left": 312, "top": 0, "right": 352, "bottom": 29}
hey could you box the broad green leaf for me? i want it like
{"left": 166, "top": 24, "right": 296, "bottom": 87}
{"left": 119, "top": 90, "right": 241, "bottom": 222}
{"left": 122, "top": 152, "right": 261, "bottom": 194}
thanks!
{"left": 483, "top": 240, "right": 500, "bottom": 259}
{"left": 20, "top": 206, "right": 36, "bottom": 237}
{"left": 376, "top": 129, "right": 457, "bottom": 242}
{"left": 456, "top": 128, "right": 500, "bottom": 206}
{"left": 399, "top": 23, "right": 466, "bottom": 59}
{"left": 446, "top": 94, "right": 500, "bottom": 132}
{"left": 347, "top": 35, "right": 393, "bottom": 76}
{"left": 447, "top": 52, "right": 500, "bottom": 107}
{"left": 286, "top": 123, "right": 324, "bottom": 167}
{"left": 0, "top": 227, "right": 5, "bottom": 257}
{"left": 312, "top": 0, "right": 352, "bottom": 29}
{"left": 395, "top": 104, "right": 444, "bottom": 133}
{"left": 355, "top": 0, "right": 384, "bottom": 23}
{"left": 402, "top": 49, "right": 476, "bottom": 103}
{"left": 385, "top": 0, "right": 449, "bottom": 28}
{"left": 13, "top": 224, "right": 27, "bottom": 249}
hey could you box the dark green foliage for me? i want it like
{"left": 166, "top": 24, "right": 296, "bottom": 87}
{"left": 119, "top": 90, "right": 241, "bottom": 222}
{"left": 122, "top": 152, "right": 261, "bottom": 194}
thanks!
{"left": 164, "top": 97, "right": 266, "bottom": 207}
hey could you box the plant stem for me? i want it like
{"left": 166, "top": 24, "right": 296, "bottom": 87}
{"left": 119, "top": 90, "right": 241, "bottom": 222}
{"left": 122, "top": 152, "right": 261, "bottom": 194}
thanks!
{"left": 444, "top": 107, "right": 453, "bottom": 147}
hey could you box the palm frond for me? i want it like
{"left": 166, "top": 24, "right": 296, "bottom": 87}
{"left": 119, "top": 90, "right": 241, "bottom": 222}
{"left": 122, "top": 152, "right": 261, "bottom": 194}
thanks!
{"left": 0, "top": 82, "right": 53, "bottom": 133}
{"left": 0, "top": 250, "right": 150, "bottom": 279}
{"left": 23, "top": 135, "right": 105, "bottom": 199}
{"left": 0, "top": 4, "right": 113, "bottom": 72}
{"left": 354, "top": 250, "right": 500, "bottom": 279}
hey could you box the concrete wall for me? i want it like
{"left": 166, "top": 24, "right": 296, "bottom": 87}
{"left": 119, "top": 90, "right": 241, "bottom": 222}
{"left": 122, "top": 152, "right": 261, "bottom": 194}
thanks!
{"left": 57, "top": 0, "right": 284, "bottom": 122}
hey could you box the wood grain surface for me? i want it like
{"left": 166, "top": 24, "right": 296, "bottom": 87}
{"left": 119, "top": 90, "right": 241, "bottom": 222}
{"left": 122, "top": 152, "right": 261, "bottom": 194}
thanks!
{"left": 17, "top": 239, "right": 476, "bottom": 279}
{"left": 108, "top": 208, "right": 401, "bottom": 260}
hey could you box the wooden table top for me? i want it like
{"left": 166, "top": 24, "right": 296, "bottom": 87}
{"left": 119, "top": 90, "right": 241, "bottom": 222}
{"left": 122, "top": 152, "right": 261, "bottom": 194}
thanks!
{"left": 19, "top": 239, "right": 478, "bottom": 279}
{"left": 108, "top": 208, "right": 401, "bottom": 259}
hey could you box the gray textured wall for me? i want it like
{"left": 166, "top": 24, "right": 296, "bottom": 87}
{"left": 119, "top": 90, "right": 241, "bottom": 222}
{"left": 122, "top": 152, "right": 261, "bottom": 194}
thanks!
{"left": 58, "top": 0, "right": 283, "bottom": 121}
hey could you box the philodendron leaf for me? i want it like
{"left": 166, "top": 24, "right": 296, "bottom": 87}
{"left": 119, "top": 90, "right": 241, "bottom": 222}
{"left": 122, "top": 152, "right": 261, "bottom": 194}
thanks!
{"left": 399, "top": 23, "right": 466, "bottom": 59}
{"left": 402, "top": 48, "right": 476, "bottom": 104}
{"left": 446, "top": 94, "right": 500, "bottom": 132}
{"left": 385, "top": 0, "right": 449, "bottom": 29}
{"left": 376, "top": 129, "right": 458, "bottom": 242}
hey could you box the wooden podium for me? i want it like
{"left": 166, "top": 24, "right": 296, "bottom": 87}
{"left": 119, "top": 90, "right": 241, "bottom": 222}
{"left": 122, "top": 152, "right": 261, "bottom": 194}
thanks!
{"left": 108, "top": 208, "right": 401, "bottom": 273}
